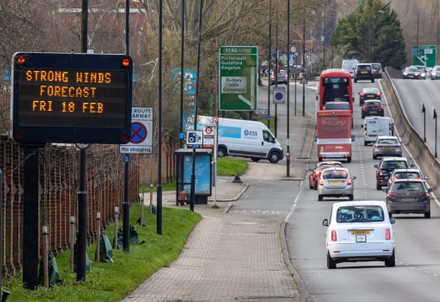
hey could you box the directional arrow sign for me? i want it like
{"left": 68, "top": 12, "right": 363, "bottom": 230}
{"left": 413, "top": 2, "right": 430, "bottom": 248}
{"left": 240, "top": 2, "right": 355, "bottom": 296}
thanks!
{"left": 219, "top": 46, "right": 258, "bottom": 111}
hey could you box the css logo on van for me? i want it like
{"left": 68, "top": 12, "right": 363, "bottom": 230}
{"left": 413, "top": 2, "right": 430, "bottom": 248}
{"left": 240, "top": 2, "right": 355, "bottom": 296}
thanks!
{"left": 244, "top": 129, "right": 258, "bottom": 139}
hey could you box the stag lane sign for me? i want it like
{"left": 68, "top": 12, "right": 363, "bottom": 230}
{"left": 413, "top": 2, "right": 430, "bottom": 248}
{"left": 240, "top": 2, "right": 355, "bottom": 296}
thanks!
{"left": 219, "top": 46, "right": 258, "bottom": 111}
{"left": 11, "top": 52, "right": 133, "bottom": 144}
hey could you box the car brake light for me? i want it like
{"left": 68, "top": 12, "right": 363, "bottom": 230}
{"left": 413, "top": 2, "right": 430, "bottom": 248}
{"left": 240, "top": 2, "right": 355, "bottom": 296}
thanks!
{"left": 419, "top": 192, "right": 429, "bottom": 197}
{"left": 347, "top": 178, "right": 352, "bottom": 185}
{"left": 362, "top": 105, "right": 367, "bottom": 110}
{"left": 386, "top": 228, "right": 391, "bottom": 240}
{"left": 376, "top": 93, "right": 381, "bottom": 97}
{"left": 378, "top": 105, "right": 384, "bottom": 110}
{"left": 390, "top": 176, "right": 396, "bottom": 182}
{"left": 360, "top": 93, "right": 365, "bottom": 97}
{"left": 319, "top": 179, "right": 324, "bottom": 185}
{"left": 331, "top": 230, "right": 337, "bottom": 241}
{"left": 387, "top": 192, "right": 398, "bottom": 198}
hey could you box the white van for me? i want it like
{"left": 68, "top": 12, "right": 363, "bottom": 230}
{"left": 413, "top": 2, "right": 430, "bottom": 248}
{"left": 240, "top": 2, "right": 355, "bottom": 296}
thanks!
{"left": 362, "top": 116, "right": 394, "bottom": 146}
{"left": 342, "top": 59, "right": 359, "bottom": 77}
{"left": 195, "top": 116, "right": 284, "bottom": 163}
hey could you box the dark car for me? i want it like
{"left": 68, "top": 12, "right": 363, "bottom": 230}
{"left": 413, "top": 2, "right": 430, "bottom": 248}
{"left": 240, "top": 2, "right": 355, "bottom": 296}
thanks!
{"left": 411, "top": 65, "right": 427, "bottom": 79}
{"left": 371, "top": 63, "right": 383, "bottom": 79}
{"left": 354, "top": 63, "right": 374, "bottom": 83}
{"left": 361, "top": 100, "right": 384, "bottom": 118}
{"left": 308, "top": 161, "right": 344, "bottom": 190}
{"left": 402, "top": 67, "right": 421, "bottom": 79}
{"left": 359, "top": 87, "right": 381, "bottom": 106}
{"left": 374, "top": 156, "right": 413, "bottom": 190}
{"left": 385, "top": 179, "right": 432, "bottom": 218}
{"left": 270, "top": 69, "right": 288, "bottom": 85}
{"left": 372, "top": 136, "right": 402, "bottom": 159}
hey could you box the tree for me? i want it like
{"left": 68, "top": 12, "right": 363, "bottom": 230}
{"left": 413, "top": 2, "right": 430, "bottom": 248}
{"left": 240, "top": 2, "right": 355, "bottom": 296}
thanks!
{"left": 332, "top": 0, "right": 406, "bottom": 69}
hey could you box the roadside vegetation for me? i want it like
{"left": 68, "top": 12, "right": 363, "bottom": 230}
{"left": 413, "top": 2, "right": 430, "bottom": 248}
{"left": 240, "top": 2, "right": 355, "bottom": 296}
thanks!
{"left": 3, "top": 204, "right": 201, "bottom": 301}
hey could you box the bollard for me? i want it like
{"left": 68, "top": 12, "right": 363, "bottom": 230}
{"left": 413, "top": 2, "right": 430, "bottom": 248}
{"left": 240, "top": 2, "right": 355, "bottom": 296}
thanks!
{"left": 42, "top": 226, "right": 49, "bottom": 288}
{"left": 113, "top": 207, "right": 119, "bottom": 249}
{"left": 70, "top": 216, "right": 76, "bottom": 273}
{"left": 95, "top": 212, "right": 101, "bottom": 262}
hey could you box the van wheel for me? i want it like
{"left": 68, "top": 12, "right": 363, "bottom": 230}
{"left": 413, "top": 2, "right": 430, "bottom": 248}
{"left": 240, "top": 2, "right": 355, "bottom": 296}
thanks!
{"left": 425, "top": 211, "right": 431, "bottom": 218}
{"left": 268, "top": 151, "right": 281, "bottom": 163}
{"left": 346, "top": 157, "right": 351, "bottom": 163}
{"left": 217, "top": 146, "right": 227, "bottom": 158}
{"left": 251, "top": 158, "right": 260, "bottom": 162}
{"left": 364, "top": 141, "right": 368, "bottom": 146}
{"left": 318, "top": 195, "right": 323, "bottom": 201}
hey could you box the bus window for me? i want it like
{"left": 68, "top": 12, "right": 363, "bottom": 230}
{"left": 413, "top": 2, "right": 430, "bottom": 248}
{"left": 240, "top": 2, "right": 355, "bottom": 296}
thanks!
{"left": 319, "top": 69, "right": 353, "bottom": 113}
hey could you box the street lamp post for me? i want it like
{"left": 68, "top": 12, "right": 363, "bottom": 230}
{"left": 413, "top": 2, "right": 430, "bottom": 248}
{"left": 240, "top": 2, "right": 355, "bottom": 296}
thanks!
{"left": 434, "top": 108, "right": 437, "bottom": 158}
{"left": 286, "top": 0, "right": 290, "bottom": 177}
{"left": 421, "top": 103, "right": 426, "bottom": 142}
{"left": 267, "top": 0, "right": 272, "bottom": 129}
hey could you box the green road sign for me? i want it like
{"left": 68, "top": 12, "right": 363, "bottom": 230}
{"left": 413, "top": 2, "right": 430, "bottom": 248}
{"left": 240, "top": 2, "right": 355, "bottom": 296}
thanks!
{"left": 219, "top": 46, "right": 258, "bottom": 111}
{"left": 412, "top": 45, "right": 437, "bottom": 67}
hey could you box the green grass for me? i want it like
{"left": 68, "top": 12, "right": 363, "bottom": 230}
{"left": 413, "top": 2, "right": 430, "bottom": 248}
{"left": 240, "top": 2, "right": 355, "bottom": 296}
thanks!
{"left": 216, "top": 157, "right": 248, "bottom": 176}
{"left": 139, "top": 158, "right": 248, "bottom": 193}
{"left": 3, "top": 204, "right": 201, "bottom": 302}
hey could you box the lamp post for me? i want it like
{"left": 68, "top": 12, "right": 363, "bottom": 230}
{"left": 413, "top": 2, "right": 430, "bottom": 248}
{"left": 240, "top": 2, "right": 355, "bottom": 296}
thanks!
{"left": 302, "top": 1, "right": 306, "bottom": 117}
{"left": 267, "top": 0, "right": 272, "bottom": 129}
{"left": 434, "top": 107, "right": 437, "bottom": 158}
{"left": 286, "top": 0, "right": 290, "bottom": 177}
{"left": 421, "top": 103, "right": 426, "bottom": 142}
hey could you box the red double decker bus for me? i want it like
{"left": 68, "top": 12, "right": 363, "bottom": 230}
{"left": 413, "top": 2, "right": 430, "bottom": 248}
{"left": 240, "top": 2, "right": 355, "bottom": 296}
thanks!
{"left": 318, "top": 68, "right": 354, "bottom": 113}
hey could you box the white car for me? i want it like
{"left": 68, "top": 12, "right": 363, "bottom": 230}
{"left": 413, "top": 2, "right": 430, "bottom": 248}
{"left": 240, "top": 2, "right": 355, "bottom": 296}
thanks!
{"left": 317, "top": 167, "right": 355, "bottom": 201}
{"left": 322, "top": 200, "right": 396, "bottom": 269}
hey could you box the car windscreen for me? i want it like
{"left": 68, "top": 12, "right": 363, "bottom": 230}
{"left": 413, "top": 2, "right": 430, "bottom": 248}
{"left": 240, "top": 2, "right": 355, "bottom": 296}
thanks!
{"left": 395, "top": 172, "right": 420, "bottom": 179}
{"left": 377, "top": 139, "right": 398, "bottom": 144}
{"left": 323, "top": 170, "right": 348, "bottom": 179}
{"left": 336, "top": 206, "right": 384, "bottom": 222}
{"left": 325, "top": 103, "right": 350, "bottom": 110}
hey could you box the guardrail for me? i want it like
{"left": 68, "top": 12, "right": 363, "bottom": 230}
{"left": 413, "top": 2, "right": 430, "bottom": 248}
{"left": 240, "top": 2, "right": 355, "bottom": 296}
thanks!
{"left": 383, "top": 67, "right": 440, "bottom": 197}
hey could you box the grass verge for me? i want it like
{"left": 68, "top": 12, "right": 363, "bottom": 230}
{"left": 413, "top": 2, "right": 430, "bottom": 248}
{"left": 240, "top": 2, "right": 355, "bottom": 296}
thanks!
{"left": 4, "top": 204, "right": 201, "bottom": 302}
{"left": 139, "top": 157, "right": 248, "bottom": 193}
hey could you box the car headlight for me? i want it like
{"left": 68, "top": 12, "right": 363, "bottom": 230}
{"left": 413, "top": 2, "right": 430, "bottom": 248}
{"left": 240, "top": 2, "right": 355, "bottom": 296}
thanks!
{"left": 421, "top": 73, "right": 426, "bottom": 76}
{"left": 403, "top": 72, "right": 408, "bottom": 76}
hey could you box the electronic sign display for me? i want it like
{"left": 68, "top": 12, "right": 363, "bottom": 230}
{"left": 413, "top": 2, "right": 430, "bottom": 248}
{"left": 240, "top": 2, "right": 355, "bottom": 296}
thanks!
{"left": 11, "top": 52, "right": 133, "bottom": 144}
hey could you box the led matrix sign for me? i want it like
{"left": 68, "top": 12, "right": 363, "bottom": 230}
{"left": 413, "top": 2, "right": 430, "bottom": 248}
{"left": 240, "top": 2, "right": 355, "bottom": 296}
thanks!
{"left": 11, "top": 52, "right": 133, "bottom": 144}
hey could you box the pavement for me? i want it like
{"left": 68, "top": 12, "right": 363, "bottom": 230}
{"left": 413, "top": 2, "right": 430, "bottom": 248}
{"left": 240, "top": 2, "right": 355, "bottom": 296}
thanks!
{"left": 121, "top": 112, "right": 315, "bottom": 302}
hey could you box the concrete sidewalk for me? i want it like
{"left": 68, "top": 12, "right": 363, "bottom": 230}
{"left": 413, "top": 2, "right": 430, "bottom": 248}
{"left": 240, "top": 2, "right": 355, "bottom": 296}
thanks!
{"left": 121, "top": 114, "right": 314, "bottom": 302}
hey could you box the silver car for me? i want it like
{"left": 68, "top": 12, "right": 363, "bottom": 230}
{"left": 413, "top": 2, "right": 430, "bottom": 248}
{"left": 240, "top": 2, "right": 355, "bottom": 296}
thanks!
{"left": 372, "top": 136, "right": 402, "bottom": 159}
{"left": 317, "top": 167, "right": 356, "bottom": 201}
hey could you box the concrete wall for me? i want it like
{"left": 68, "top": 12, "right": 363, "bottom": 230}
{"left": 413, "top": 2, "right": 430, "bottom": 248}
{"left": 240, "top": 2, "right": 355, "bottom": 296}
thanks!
{"left": 382, "top": 68, "right": 440, "bottom": 197}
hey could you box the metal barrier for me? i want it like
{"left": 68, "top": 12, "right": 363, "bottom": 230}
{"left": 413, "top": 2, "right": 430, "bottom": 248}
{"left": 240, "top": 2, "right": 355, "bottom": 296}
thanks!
{"left": 383, "top": 68, "right": 440, "bottom": 197}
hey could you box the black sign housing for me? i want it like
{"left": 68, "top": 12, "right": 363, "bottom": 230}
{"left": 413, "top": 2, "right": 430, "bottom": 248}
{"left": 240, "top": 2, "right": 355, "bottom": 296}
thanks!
{"left": 11, "top": 52, "right": 133, "bottom": 144}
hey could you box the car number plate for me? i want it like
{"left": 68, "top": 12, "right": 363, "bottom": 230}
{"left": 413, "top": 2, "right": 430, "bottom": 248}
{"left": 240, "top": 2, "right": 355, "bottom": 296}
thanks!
{"left": 329, "top": 180, "right": 342, "bottom": 185}
{"left": 402, "top": 197, "right": 414, "bottom": 202}
{"left": 369, "top": 111, "right": 377, "bottom": 113}
{"left": 384, "top": 147, "right": 392, "bottom": 150}
{"left": 352, "top": 230, "right": 370, "bottom": 235}
{"left": 356, "top": 235, "right": 367, "bottom": 243}
{"left": 361, "top": 71, "right": 368, "bottom": 74}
